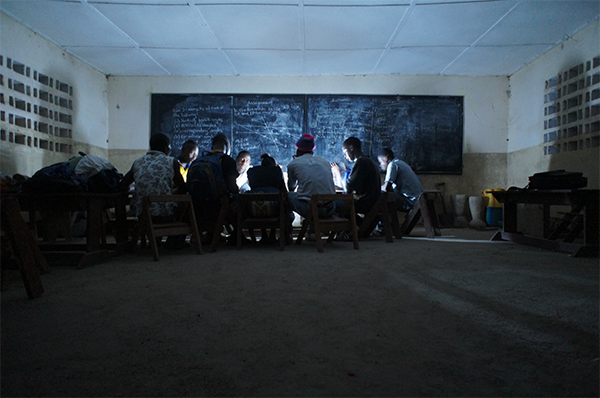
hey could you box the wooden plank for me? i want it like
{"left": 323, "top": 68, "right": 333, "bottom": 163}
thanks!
{"left": 1, "top": 196, "right": 45, "bottom": 299}
{"left": 499, "top": 231, "right": 598, "bottom": 257}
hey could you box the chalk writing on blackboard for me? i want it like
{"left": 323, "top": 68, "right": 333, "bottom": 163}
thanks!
{"left": 151, "top": 94, "right": 463, "bottom": 173}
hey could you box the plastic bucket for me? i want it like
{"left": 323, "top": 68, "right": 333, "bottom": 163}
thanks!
{"left": 482, "top": 188, "right": 504, "bottom": 208}
{"left": 485, "top": 207, "right": 503, "bottom": 227}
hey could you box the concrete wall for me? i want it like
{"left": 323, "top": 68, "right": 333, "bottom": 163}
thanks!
{"left": 508, "top": 20, "right": 600, "bottom": 189}
{"left": 108, "top": 75, "right": 509, "bottom": 197}
{"left": 0, "top": 13, "right": 109, "bottom": 177}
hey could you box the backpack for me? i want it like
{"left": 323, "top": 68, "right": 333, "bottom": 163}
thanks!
{"left": 187, "top": 152, "right": 228, "bottom": 205}
{"left": 87, "top": 168, "right": 123, "bottom": 193}
{"left": 21, "top": 162, "right": 87, "bottom": 194}
{"left": 527, "top": 169, "right": 587, "bottom": 190}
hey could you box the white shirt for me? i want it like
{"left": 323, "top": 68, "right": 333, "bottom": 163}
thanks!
{"left": 287, "top": 154, "right": 335, "bottom": 201}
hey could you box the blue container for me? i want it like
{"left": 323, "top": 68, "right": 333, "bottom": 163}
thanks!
{"left": 486, "top": 207, "right": 503, "bottom": 227}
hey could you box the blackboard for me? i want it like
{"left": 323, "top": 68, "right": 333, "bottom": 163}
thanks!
{"left": 151, "top": 94, "right": 463, "bottom": 174}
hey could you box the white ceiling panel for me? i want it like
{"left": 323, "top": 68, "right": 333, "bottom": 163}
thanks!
{"left": 443, "top": 45, "right": 553, "bottom": 76}
{"left": 92, "top": 4, "right": 217, "bottom": 49}
{"left": 144, "top": 49, "right": 234, "bottom": 75}
{"left": 415, "top": 0, "right": 502, "bottom": 3}
{"left": 225, "top": 50, "right": 303, "bottom": 76}
{"left": 305, "top": 49, "right": 384, "bottom": 75}
{"left": 1, "top": 0, "right": 598, "bottom": 77}
{"left": 393, "top": 1, "right": 518, "bottom": 47}
{"left": 305, "top": 0, "right": 409, "bottom": 4}
{"left": 479, "top": 1, "right": 600, "bottom": 46}
{"left": 197, "top": 5, "right": 300, "bottom": 49}
{"left": 304, "top": 5, "right": 408, "bottom": 50}
{"left": 66, "top": 47, "right": 168, "bottom": 76}
{"left": 89, "top": 0, "right": 189, "bottom": 3}
{"left": 192, "top": 0, "right": 297, "bottom": 3}
{"left": 1, "top": 0, "right": 132, "bottom": 47}
{"left": 377, "top": 46, "right": 467, "bottom": 75}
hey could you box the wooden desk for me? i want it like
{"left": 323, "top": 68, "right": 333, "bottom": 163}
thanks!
{"left": 3, "top": 192, "right": 129, "bottom": 267}
{"left": 491, "top": 189, "right": 599, "bottom": 257}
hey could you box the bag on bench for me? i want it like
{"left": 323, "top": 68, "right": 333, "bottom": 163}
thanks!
{"left": 527, "top": 169, "right": 587, "bottom": 190}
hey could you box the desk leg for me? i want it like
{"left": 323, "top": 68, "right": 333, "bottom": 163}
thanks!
{"left": 502, "top": 202, "right": 518, "bottom": 233}
{"left": 584, "top": 200, "right": 599, "bottom": 247}
{"left": 542, "top": 204, "right": 550, "bottom": 238}
{"left": 114, "top": 195, "right": 128, "bottom": 245}
{"left": 86, "top": 198, "right": 103, "bottom": 253}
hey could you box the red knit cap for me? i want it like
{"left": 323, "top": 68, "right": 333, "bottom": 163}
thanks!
{"left": 295, "top": 133, "right": 316, "bottom": 151}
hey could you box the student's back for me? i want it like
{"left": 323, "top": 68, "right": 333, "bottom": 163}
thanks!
{"left": 287, "top": 154, "right": 335, "bottom": 199}
{"left": 120, "top": 133, "right": 182, "bottom": 218}
{"left": 247, "top": 155, "right": 286, "bottom": 193}
{"left": 187, "top": 134, "right": 239, "bottom": 235}
{"left": 347, "top": 155, "right": 381, "bottom": 213}
{"left": 389, "top": 158, "right": 423, "bottom": 202}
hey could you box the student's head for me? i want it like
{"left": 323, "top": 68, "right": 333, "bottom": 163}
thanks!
{"left": 377, "top": 148, "right": 394, "bottom": 171}
{"left": 179, "top": 140, "right": 198, "bottom": 163}
{"left": 212, "top": 133, "right": 230, "bottom": 155}
{"left": 236, "top": 150, "right": 252, "bottom": 174}
{"left": 260, "top": 153, "right": 276, "bottom": 167}
{"left": 150, "top": 133, "right": 171, "bottom": 155}
{"left": 295, "top": 133, "right": 315, "bottom": 156}
{"left": 342, "top": 137, "right": 362, "bottom": 162}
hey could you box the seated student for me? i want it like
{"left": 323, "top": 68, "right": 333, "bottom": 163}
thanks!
{"left": 332, "top": 136, "right": 380, "bottom": 216}
{"left": 246, "top": 153, "right": 293, "bottom": 242}
{"left": 175, "top": 140, "right": 198, "bottom": 183}
{"left": 287, "top": 133, "right": 336, "bottom": 218}
{"left": 377, "top": 148, "right": 423, "bottom": 212}
{"left": 187, "top": 133, "right": 239, "bottom": 243}
{"left": 247, "top": 153, "right": 286, "bottom": 193}
{"left": 235, "top": 150, "right": 252, "bottom": 193}
{"left": 119, "top": 133, "right": 185, "bottom": 221}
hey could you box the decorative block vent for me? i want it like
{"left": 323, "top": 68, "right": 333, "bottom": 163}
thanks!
{"left": 0, "top": 55, "right": 74, "bottom": 154}
{"left": 543, "top": 56, "right": 600, "bottom": 155}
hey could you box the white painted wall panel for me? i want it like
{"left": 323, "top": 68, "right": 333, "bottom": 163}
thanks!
{"left": 1, "top": 13, "right": 109, "bottom": 175}
{"left": 508, "top": 20, "right": 599, "bottom": 153}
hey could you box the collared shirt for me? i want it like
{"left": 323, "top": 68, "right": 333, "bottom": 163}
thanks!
{"left": 287, "top": 153, "right": 335, "bottom": 201}
{"left": 131, "top": 150, "right": 176, "bottom": 217}
{"left": 385, "top": 158, "right": 423, "bottom": 201}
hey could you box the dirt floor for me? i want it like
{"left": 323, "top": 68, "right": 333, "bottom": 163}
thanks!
{"left": 1, "top": 227, "right": 598, "bottom": 397}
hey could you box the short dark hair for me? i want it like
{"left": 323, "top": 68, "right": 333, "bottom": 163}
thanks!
{"left": 236, "top": 150, "right": 250, "bottom": 161}
{"left": 378, "top": 148, "right": 394, "bottom": 160}
{"left": 260, "top": 153, "right": 276, "bottom": 167}
{"left": 181, "top": 140, "right": 198, "bottom": 152}
{"left": 343, "top": 136, "right": 361, "bottom": 151}
{"left": 212, "top": 134, "right": 230, "bottom": 151}
{"left": 150, "top": 133, "right": 170, "bottom": 151}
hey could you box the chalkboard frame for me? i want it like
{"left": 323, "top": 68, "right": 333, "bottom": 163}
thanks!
{"left": 151, "top": 93, "right": 464, "bottom": 174}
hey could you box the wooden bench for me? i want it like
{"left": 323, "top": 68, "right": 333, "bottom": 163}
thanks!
{"left": 358, "top": 192, "right": 402, "bottom": 242}
{"left": 400, "top": 190, "right": 442, "bottom": 239}
{"left": 296, "top": 194, "right": 359, "bottom": 253}
{"left": 1, "top": 195, "right": 47, "bottom": 299}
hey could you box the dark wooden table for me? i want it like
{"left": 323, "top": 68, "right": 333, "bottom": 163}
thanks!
{"left": 491, "top": 189, "right": 599, "bottom": 257}
{"left": 3, "top": 192, "right": 130, "bottom": 267}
